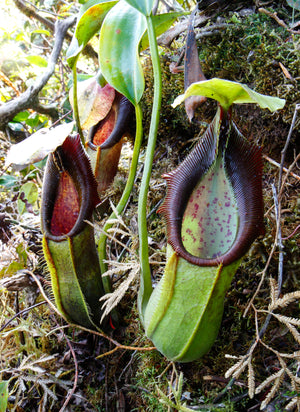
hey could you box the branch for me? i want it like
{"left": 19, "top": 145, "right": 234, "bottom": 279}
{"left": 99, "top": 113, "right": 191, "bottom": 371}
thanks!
{"left": 0, "top": 16, "right": 76, "bottom": 128}
{"left": 157, "top": 14, "right": 210, "bottom": 48}
{"left": 31, "top": 98, "right": 59, "bottom": 121}
{"left": 13, "top": 0, "right": 98, "bottom": 61}
{"left": 259, "top": 7, "right": 300, "bottom": 35}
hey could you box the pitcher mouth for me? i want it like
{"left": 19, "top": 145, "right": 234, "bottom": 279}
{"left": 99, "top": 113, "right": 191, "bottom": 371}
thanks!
{"left": 159, "top": 108, "right": 264, "bottom": 267}
{"left": 87, "top": 93, "right": 134, "bottom": 151}
{"left": 41, "top": 134, "right": 100, "bottom": 242}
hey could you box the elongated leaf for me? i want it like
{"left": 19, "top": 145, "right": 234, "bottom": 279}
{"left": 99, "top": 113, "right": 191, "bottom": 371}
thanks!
{"left": 99, "top": 0, "right": 146, "bottom": 104}
{"left": 184, "top": 16, "right": 206, "bottom": 121}
{"left": 172, "top": 78, "right": 286, "bottom": 112}
{"left": 140, "top": 12, "right": 183, "bottom": 51}
{"left": 66, "top": 0, "right": 118, "bottom": 68}
{"left": 32, "top": 29, "right": 51, "bottom": 36}
{"left": 124, "top": 0, "right": 154, "bottom": 16}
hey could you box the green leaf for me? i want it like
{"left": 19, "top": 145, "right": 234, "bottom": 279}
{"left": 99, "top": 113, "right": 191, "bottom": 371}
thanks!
{"left": 16, "top": 243, "right": 28, "bottom": 266}
{"left": 124, "top": 0, "right": 154, "bottom": 16}
{"left": 13, "top": 111, "right": 30, "bottom": 122}
{"left": 31, "top": 29, "right": 51, "bottom": 36}
{"left": 66, "top": 0, "right": 118, "bottom": 68}
{"left": 172, "top": 78, "right": 286, "bottom": 112}
{"left": 286, "top": 0, "right": 300, "bottom": 10}
{"left": 99, "top": 0, "right": 146, "bottom": 104}
{"left": 25, "top": 55, "right": 48, "bottom": 67}
{"left": 0, "top": 381, "right": 9, "bottom": 412}
{"left": 17, "top": 181, "right": 38, "bottom": 215}
{"left": 0, "top": 174, "right": 17, "bottom": 188}
{"left": 140, "top": 12, "right": 183, "bottom": 51}
{"left": 0, "top": 261, "right": 25, "bottom": 276}
{"left": 25, "top": 113, "right": 40, "bottom": 128}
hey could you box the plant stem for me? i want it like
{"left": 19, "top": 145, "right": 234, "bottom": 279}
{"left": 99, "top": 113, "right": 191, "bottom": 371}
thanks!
{"left": 137, "top": 14, "right": 162, "bottom": 321}
{"left": 72, "top": 64, "right": 84, "bottom": 144}
{"left": 98, "top": 103, "right": 143, "bottom": 293}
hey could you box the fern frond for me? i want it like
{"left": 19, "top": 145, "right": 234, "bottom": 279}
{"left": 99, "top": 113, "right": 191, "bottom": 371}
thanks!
{"left": 233, "top": 359, "right": 250, "bottom": 379}
{"left": 284, "top": 323, "right": 300, "bottom": 345}
{"left": 259, "top": 369, "right": 285, "bottom": 410}
{"left": 100, "top": 264, "right": 139, "bottom": 321}
{"left": 272, "top": 313, "right": 300, "bottom": 326}
{"left": 102, "top": 261, "right": 140, "bottom": 277}
{"left": 224, "top": 357, "right": 246, "bottom": 379}
{"left": 255, "top": 368, "right": 284, "bottom": 395}
{"left": 248, "top": 361, "right": 255, "bottom": 399}
{"left": 269, "top": 277, "right": 278, "bottom": 307}
{"left": 225, "top": 354, "right": 240, "bottom": 359}
{"left": 285, "top": 397, "right": 298, "bottom": 411}
{"left": 269, "top": 290, "right": 300, "bottom": 311}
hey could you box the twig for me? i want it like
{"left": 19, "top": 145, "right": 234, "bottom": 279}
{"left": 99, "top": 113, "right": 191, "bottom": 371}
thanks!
{"left": 243, "top": 240, "right": 277, "bottom": 317}
{"left": 0, "top": 301, "right": 46, "bottom": 332}
{"left": 282, "top": 224, "right": 300, "bottom": 241}
{"left": 222, "top": 105, "right": 297, "bottom": 404}
{"left": 118, "top": 350, "right": 137, "bottom": 381}
{"left": 0, "top": 16, "right": 76, "bottom": 127}
{"left": 272, "top": 183, "right": 283, "bottom": 294}
{"left": 195, "top": 23, "right": 233, "bottom": 39}
{"left": 278, "top": 152, "right": 300, "bottom": 200}
{"left": 27, "top": 270, "right": 156, "bottom": 356}
{"left": 278, "top": 104, "right": 300, "bottom": 190}
{"left": 13, "top": 0, "right": 57, "bottom": 33}
{"left": 258, "top": 8, "right": 300, "bottom": 35}
{"left": 57, "top": 319, "right": 78, "bottom": 412}
{"left": 245, "top": 101, "right": 299, "bottom": 313}
{"left": 12, "top": 0, "right": 97, "bottom": 61}
{"left": 248, "top": 183, "right": 284, "bottom": 341}
{"left": 157, "top": 14, "right": 210, "bottom": 47}
{"left": 263, "top": 154, "right": 300, "bottom": 182}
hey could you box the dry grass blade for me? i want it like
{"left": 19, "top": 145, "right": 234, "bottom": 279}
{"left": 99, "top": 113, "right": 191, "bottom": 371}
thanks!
{"left": 100, "top": 261, "right": 140, "bottom": 321}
